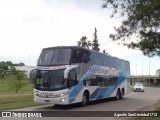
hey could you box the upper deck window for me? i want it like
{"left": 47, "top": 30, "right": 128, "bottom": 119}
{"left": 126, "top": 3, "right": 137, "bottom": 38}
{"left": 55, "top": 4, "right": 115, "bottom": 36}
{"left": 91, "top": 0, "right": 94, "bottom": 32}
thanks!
{"left": 71, "top": 48, "right": 91, "bottom": 63}
{"left": 51, "top": 49, "right": 71, "bottom": 65}
{"left": 71, "top": 48, "right": 84, "bottom": 63}
{"left": 37, "top": 48, "right": 71, "bottom": 66}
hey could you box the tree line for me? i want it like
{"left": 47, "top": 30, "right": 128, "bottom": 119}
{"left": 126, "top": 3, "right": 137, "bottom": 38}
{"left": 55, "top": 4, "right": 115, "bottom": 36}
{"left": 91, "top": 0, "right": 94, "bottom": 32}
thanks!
{"left": 0, "top": 61, "right": 25, "bottom": 70}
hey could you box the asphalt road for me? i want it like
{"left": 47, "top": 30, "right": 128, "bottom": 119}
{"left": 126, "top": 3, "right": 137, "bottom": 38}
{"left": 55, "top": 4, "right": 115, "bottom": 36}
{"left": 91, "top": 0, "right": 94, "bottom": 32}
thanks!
{"left": 1, "top": 87, "right": 160, "bottom": 120}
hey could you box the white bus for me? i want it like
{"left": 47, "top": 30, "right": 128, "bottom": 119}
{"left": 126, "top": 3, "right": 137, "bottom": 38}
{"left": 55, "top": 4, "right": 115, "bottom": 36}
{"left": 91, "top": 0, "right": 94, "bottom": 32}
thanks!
{"left": 33, "top": 46, "right": 130, "bottom": 105}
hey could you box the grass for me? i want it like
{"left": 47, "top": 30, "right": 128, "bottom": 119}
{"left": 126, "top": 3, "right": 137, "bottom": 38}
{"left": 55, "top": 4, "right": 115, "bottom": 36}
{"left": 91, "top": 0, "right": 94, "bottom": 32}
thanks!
{"left": 0, "top": 75, "right": 44, "bottom": 110}
{"left": 0, "top": 95, "right": 43, "bottom": 110}
{"left": 0, "top": 75, "right": 33, "bottom": 95}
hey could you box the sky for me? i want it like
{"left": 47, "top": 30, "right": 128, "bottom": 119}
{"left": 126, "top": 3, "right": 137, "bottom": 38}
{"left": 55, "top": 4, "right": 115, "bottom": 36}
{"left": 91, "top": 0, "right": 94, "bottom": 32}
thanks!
{"left": 0, "top": 0, "right": 160, "bottom": 76}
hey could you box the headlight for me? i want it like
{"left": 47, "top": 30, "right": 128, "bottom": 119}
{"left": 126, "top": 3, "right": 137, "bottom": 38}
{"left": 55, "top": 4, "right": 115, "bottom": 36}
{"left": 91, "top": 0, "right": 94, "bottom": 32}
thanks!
{"left": 60, "top": 93, "right": 65, "bottom": 96}
{"left": 56, "top": 92, "right": 68, "bottom": 97}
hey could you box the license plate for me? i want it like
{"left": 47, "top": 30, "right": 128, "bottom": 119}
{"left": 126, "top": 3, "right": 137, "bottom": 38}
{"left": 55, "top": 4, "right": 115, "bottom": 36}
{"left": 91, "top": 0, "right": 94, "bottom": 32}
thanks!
{"left": 44, "top": 100, "right": 50, "bottom": 102}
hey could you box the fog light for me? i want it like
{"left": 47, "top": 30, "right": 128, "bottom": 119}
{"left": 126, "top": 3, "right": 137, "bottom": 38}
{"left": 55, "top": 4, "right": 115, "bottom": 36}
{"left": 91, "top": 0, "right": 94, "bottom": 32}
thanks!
{"left": 60, "top": 99, "right": 65, "bottom": 102}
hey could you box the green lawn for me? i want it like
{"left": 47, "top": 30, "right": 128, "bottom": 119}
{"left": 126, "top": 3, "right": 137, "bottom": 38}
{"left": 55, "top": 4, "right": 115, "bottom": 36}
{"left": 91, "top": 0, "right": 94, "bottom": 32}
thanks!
{"left": 0, "top": 75, "right": 44, "bottom": 110}
{"left": 0, "top": 95, "right": 43, "bottom": 110}
{"left": 0, "top": 75, "right": 33, "bottom": 95}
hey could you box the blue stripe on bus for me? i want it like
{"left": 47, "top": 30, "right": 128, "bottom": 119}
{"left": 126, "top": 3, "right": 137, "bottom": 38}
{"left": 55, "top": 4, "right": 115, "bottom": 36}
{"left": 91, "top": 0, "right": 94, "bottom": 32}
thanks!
{"left": 68, "top": 67, "right": 96, "bottom": 103}
{"left": 69, "top": 77, "right": 128, "bottom": 103}
{"left": 103, "top": 85, "right": 115, "bottom": 98}
{"left": 68, "top": 80, "right": 84, "bottom": 103}
{"left": 90, "top": 74, "right": 127, "bottom": 100}
{"left": 103, "top": 75, "right": 127, "bottom": 98}
{"left": 68, "top": 66, "right": 129, "bottom": 103}
{"left": 90, "top": 87, "right": 108, "bottom": 100}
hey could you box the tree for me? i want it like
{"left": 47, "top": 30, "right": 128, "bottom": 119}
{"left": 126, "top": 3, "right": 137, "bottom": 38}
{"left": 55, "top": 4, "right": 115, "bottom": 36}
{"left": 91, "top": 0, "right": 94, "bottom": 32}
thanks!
{"left": 77, "top": 36, "right": 92, "bottom": 49}
{"left": 14, "top": 62, "right": 25, "bottom": 66}
{"left": 103, "top": 49, "right": 108, "bottom": 54}
{"left": 9, "top": 66, "right": 25, "bottom": 93}
{"left": 155, "top": 69, "right": 160, "bottom": 77}
{"left": 103, "top": 0, "right": 160, "bottom": 57}
{"left": 155, "top": 69, "right": 160, "bottom": 85}
{"left": 0, "top": 70, "right": 5, "bottom": 84}
{"left": 92, "top": 27, "right": 100, "bottom": 51}
{"left": 0, "top": 61, "right": 25, "bottom": 70}
{"left": 0, "top": 61, "right": 10, "bottom": 70}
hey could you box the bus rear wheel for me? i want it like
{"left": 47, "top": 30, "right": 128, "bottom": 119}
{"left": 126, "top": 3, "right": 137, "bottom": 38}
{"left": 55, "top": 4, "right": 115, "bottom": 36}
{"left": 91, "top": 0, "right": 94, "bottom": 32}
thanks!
{"left": 115, "top": 89, "right": 120, "bottom": 100}
{"left": 120, "top": 88, "right": 124, "bottom": 99}
{"left": 81, "top": 92, "right": 89, "bottom": 106}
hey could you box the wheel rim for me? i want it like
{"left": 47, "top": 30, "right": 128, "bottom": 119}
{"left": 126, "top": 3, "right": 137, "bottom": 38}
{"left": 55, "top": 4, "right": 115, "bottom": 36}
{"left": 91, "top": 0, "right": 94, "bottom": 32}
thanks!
{"left": 116, "top": 90, "right": 120, "bottom": 99}
{"left": 82, "top": 95, "right": 87, "bottom": 105}
{"left": 120, "top": 89, "right": 124, "bottom": 99}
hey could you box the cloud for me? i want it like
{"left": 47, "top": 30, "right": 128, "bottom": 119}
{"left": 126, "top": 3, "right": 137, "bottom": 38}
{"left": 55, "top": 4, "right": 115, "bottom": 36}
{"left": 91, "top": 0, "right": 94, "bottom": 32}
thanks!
{"left": 0, "top": 0, "right": 143, "bottom": 70}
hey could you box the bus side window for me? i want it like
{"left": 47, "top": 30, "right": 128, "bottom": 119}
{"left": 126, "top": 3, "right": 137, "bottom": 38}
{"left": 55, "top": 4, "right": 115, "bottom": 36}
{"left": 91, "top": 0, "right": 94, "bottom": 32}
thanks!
{"left": 71, "top": 49, "right": 83, "bottom": 63}
{"left": 83, "top": 50, "right": 91, "bottom": 63}
{"left": 98, "top": 78, "right": 105, "bottom": 87}
{"left": 68, "top": 69, "right": 77, "bottom": 87}
{"left": 84, "top": 76, "right": 96, "bottom": 86}
{"left": 108, "top": 77, "right": 118, "bottom": 85}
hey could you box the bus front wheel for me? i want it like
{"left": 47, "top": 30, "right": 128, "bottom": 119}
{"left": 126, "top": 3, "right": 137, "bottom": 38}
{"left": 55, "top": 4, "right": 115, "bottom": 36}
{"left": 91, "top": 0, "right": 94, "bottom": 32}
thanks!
{"left": 81, "top": 92, "right": 89, "bottom": 106}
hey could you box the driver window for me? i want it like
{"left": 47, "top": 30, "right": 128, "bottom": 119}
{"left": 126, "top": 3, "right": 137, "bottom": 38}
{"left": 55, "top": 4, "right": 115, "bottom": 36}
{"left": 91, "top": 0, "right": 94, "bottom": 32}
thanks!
{"left": 68, "top": 69, "right": 77, "bottom": 87}
{"left": 35, "top": 71, "right": 43, "bottom": 86}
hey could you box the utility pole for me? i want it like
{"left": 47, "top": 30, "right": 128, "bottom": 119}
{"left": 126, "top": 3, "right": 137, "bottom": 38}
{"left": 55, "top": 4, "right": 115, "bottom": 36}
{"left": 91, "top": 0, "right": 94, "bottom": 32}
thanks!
{"left": 142, "top": 61, "right": 143, "bottom": 76}
{"left": 149, "top": 57, "right": 150, "bottom": 86}
{"left": 29, "top": 54, "right": 30, "bottom": 66}
{"left": 136, "top": 64, "right": 137, "bottom": 81}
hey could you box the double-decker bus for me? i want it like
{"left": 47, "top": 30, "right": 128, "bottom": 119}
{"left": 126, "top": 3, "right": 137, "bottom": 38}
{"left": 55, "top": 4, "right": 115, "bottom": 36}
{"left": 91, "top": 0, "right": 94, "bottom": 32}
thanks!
{"left": 32, "top": 46, "right": 130, "bottom": 105}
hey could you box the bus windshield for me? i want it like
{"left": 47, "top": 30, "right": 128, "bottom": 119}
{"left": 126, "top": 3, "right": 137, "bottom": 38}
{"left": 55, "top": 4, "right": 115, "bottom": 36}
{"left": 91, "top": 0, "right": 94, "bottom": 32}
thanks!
{"left": 37, "top": 48, "right": 71, "bottom": 66}
{"left": 34, "top": 69, "right": 67, "bottom": 91}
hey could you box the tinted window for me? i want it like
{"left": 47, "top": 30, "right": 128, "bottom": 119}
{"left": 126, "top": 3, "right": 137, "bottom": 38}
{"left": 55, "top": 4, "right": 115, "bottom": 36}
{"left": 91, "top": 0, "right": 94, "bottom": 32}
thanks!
{"left": 84, "top": 75, "right": 110, "bottom": 87}
{"left": 51, "top": 49, "right": 71, "bottom": 65}
{"left": 34, "top": 69, "right": 66, "bottom": 91}
{"left": 37, "top": 50, "right": 54, "bottom": 65}
{"left": 94, "top": 53, "right": 103, "bottom": 66}
{"left": 125, "top": 61, "right": 130, "bottom": 70}
{"left": 102, "top": 55, "right": 110, "bottom": 67}
{"left": 83, "top": 50, "right": 91, "bottom": 63}
{"left": 110, "top": 57, "right": 116, "bottom": 68}
{"left": 49, "top": 70, "right": 65, "bottom": 89}
{"left": 84, "top": 75, "right": 97, "bottom": 86}
{"left": 37, "top": 48, "right": 71, "bottom": 66}
{"left": 71, "top": 49, "right": 83, "bottom": 63}
{"left": 108, "top": 77, "right": 118, "bottom": 85}
{"left": 121, "top": 60, "right": 125, "bottom": 70}
{"left": 89, "top": 52, "right": 95, "bottom": 64}
{"left": 115, "top": 58, "right": 121, "bottom": 69}
{"left": 68, "top": 69, "right": 78, "bottom": 87}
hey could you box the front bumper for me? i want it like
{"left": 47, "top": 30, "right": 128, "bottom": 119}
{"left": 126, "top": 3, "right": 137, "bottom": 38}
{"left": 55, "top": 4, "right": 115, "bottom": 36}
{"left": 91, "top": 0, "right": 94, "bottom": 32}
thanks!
{"left": 134, "top": 88, "right": 144, "bottom": 92}
{"left": 34, "top": 95, "right": 69, "bottom": 105}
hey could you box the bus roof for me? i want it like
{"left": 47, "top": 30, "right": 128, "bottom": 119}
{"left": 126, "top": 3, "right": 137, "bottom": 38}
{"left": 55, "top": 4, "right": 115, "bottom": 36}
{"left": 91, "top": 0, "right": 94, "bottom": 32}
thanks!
{"left": 42, "top": 46, "right": 129, "bottom": 63}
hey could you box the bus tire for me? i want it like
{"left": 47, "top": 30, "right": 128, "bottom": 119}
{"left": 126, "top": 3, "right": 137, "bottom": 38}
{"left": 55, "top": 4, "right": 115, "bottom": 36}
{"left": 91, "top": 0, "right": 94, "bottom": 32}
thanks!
{"left": 81, "top": 91, "right": 89, "bottom": 106}
{"left": 115, "top": 89, "right": 120, "bottom": 100}
{"left": 120, "top": 88, "right": 124, "bottom": 99}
